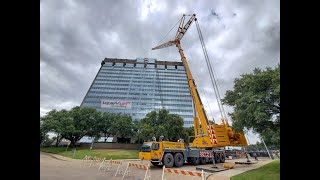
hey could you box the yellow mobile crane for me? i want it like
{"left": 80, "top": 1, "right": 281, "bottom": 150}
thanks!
{"left": 139, "top": 14, "right": 247, "bottom": 168}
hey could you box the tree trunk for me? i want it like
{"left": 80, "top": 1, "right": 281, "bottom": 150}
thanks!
{"left": 68, "top": 136, "right": 75, "bottom": 148}
{"left": 104, "top": 132, "right": 107, "bottom": 142}
{"left": 55, "top": 135, "right": 62, "bottom": 147}
{"left": 105, "top": 134, "right": 110, "bottom": 142}
{"left": 70, "top": 140, "right": 75, "bottom": 148}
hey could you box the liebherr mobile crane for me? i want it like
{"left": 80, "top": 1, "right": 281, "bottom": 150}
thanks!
{"left": 139, "top": 14, "right": 248, "bottom": 168}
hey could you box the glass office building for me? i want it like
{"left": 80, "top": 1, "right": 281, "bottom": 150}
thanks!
{"left": 81, "top": 57, "right": 194, "bottom": 127}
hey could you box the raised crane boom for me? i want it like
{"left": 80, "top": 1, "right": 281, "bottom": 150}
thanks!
{"left": 152, "top": 14, "right": 247, "bottom": 148}
{"left": 152, "top": 14, "right": 197, "bottom": 50}
{"left": 152, "top": 14, "right": 212, "bottom": 146}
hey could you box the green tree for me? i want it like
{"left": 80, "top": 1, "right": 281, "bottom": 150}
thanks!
{"left": 135, "top": 124, "right": 155, "bottom": 143}
{"left": 165, "top": 114, "right": 184, "bottom": 141}
{"left": 110, "top": 114, "right": 135, "bottom": 142}
{"left": 181, "top": 126, "right": 195, "bottom": 143}
{"left": 135, "top": 109, "right": 184, "bottom": 142}
{"left": 62, "top": 106, "right": 101, "bottom": 147}
{"left": 95, "top": 112, "right": 112, "bottom": 142}
{"left": 222, "top": 65, "right": 280, "bottom": 146}
{"left": 40, "top": 118, "right": 48, "bottom": 145}
{"left": 41, "top": 134, "right": 53, "bottom": 147}
{"left": 41, "top": 107, "right": 102, "bottom": 147}
{"left": 41, "top": 109, "right": 65, "bottom": 146}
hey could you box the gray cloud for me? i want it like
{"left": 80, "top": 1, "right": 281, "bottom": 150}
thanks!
{"left": 40, "top": 0, "right": 279, "bottom": 143}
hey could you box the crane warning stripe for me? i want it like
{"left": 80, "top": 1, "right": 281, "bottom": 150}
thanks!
{"left": 211, "top": 134, "right": 216, "bottom": 139}
{"left": 207, "top": 125, "right": 215, "bottom": 135}
{"left": 200, "top": 151, "right": 214, "bottom": 158}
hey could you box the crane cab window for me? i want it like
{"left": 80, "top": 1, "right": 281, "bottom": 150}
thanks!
{"left": 141, "top": 142, "right": 152, "bottom": 152}
{"left": 151, "top": 143, "right": 159, "bottom": 150}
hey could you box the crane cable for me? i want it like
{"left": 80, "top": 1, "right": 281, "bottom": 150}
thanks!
{"left": 197, "top": 17, "right": 230, "bottom": 124}
{"left": 157, "top": 16, "right": 183, "bottom": 46}
{"left": 195, "top": 20, "right": 229, "bottom": 123}
{"left": 189, "top": 51, "right": 215, "bottom": 122}
{"left": 195, "top": 20, "right": 223, "bottom": 120}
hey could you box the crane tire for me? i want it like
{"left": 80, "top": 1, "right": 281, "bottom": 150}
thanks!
{"left": 200, "top": 157, "right": 206, "bottom": 165}
{"left": 215, "top": 153, "right": 221, "bottom": 163}
{"left": 191, "top": 157, "right": 200, "bottom": 165}
{"left": 174, "top": 153, "right": 184, "bottom": 167}
{"left": 220, "top": 153, "right": 226, "bottom": 163}
{"left": 163, "top": 153, "right": 174, "bottom": 168}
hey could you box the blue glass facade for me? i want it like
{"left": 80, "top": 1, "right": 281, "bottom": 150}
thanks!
{"left": 81, "top": 58, "right": 194, "bottom": 127}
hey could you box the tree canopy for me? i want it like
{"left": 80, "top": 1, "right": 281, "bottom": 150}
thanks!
{"left": 40, "top": 106, "right": 135, "bottom": 147}
{"left": 222, "top": 65, "right": 280, "bottom": 147}
{"left": 110, "top": 114, "right": 135, "bottom": 141}
{"left": 135, "top": 109, "right": 185, "bottom": 143}
{"left": 95, "top": 112, "right": 112, "bottom": 142}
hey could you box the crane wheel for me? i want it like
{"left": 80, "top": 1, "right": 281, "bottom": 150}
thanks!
{"left": 200, "top": 157, "right": 206, "bottom": 165}
{"left": 215, "top": 153, "right": 221, "bottom": 163}
{"left": 191, "top": 157, "right": 200, "bottom": 165}
{"left": 163, "top": 153, "right": 174, "bottom": 168}
{"left": 220, "top": 153, "right": 226, "bottom": 163}
{"left": 174, "top": 153, "right": 184, "bottom": 167}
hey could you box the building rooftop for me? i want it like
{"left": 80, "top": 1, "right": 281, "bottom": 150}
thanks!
{"left": 102, "top": 57, "right": 184, "bottom": 67}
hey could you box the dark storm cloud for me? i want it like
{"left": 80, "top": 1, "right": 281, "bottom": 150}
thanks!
{"left": 41, "top": 0, "right": 279, "bottom": 142}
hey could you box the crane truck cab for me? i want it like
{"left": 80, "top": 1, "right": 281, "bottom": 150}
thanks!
{"left": 139, "top": 140, "right": 186, "bottom": 167}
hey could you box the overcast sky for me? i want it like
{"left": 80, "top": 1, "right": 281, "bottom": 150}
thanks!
{"left": 40, "top": 0, "right": 280, "bottom": 144}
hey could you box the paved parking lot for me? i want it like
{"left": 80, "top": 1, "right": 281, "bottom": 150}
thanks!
{"left": 40, "top": 152, "right": 274, "bottom": 180}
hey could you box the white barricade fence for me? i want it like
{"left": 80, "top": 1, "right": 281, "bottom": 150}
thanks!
{"left": 82, "top": 155, "right": 92, "bottom": 166}
{"left": 122, "top": 162, "right": 151, "bottom": 180}
{"left": 89, "top": 157, "right": 105, "bottom": 167}
{"left": 98, "top": 158, "right": 123, "bottom": 176}
{"left": 98, "top": 158, "right": 110, "bottom": 171}
{"left": 161, "top": 166, "right": 205, "bottom": 180}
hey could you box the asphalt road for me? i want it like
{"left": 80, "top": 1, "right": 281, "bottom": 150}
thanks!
{"left": 40, "top": 151, "right": 274, "bottom": 180}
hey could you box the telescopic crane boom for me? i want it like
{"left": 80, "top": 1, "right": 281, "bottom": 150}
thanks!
{"left": 152, "top": 14, "right": 247, "bottom": 148}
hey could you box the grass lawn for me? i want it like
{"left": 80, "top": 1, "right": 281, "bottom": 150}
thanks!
{"left": 231, "top": 160, "right": 280, "bottom": 180}
{"left": 40, "top": 147, "right": 139, "bottom": 160}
